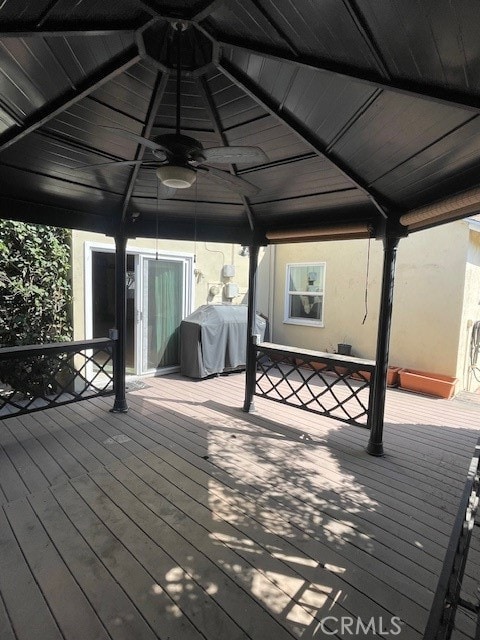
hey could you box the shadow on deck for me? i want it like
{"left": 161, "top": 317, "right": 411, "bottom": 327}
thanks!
{"left": 0, "top": 372, "right": 478, "bottom": 640}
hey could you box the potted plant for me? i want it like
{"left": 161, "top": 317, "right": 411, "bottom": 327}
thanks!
{"left": 337, "top": 343, "right": 352, "bottom": 356}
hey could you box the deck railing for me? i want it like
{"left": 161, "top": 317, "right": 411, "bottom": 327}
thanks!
{"left": 0, "top": 338, "right": 115, "bottom": 419}
{"left": 423, "top": 438, "right": 480, "bottom": 640}
{"left": 254, "top": 342, "right": 375, "bottom": 428}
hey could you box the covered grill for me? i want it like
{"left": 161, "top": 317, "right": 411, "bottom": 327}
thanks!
{"left": 180, "top": 305, "right": 266, "bottom": 379}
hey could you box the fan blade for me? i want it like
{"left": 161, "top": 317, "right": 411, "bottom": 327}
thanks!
{"left": 201, "top": 146, "right": 268, "bottom": 165}
{"left": 100, "top": 126, "right": 168, "bottom": 156}
{"left": 198, "top": 166, "right": 260, "bottom": 196}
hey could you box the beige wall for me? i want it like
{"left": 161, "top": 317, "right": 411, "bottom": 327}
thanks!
{"left": 459, "top": 228, "right": 480, "bottom": 390}
{"left": 391, "top": 222, "right": 467, "bottom": 376}
{"left": 71, "top": 230, "right": 256, "bottom": 341}
{"left": 260, "top": 221, "right": 470, "bottom": 378}
{"left": 72, "top": 222, "right": 478, "bottom": 383}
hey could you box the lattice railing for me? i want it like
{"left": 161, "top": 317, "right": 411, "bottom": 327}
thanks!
{"left": 255, "top": 342, "right": 375, "bottom": 428}
{"left": 423, "top": 439, "right": 480, "bottom": 640}
{"left": 0, "top": 338, "right": 115, "bottom": 419}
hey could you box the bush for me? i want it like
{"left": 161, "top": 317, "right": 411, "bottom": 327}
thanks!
{"left": 0, "top": 221, "right": 73, "bottom": 394}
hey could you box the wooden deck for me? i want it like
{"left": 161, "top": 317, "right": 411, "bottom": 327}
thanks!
{"left": 0, "top": 372, "right": 479, "bottom": 640}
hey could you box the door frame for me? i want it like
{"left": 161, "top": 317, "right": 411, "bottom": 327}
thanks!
{"left": 139, "top": 252, "right": 194, "bottom": 375}
{"left": 84, "top": 240, "right": 195, "bottom": 376}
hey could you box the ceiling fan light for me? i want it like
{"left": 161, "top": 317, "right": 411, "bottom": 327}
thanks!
{"left": 156, "top": 165, "right": 196, "bottom": 189}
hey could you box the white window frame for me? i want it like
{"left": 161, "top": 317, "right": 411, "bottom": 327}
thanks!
{"left": 284, "top": 262, "right": 326, "bottom": 327}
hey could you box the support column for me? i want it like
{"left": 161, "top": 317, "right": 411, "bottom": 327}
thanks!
{"left": 367, "top": 233, "right": 400, "bottom": 456}
{"left": 243, "top": 244, "right": 260, "bottom": 412}
{"left": 111, "top": 232, "right": 128, "bottom": 413}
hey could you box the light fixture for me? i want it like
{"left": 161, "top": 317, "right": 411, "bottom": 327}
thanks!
{"left": 156, "top": 165, "right": 196, "bottom": 189}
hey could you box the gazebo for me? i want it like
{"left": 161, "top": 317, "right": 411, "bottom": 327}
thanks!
{"left": 1, "top": 2, "right": 480, "bottom": 449}
{"left": 1, "top": 3, "right": 480, "bottom": 639}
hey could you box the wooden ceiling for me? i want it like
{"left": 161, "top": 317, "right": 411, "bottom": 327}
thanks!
{"left": 1, "top": 0, "right": 480, "bottom": 243}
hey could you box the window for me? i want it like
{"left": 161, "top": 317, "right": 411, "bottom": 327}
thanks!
{"left": 285, "top": 262, "right": 325, "bottom": 326}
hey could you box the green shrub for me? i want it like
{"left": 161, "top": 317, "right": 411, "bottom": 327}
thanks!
{"left": 0, "top": 221, "right": 73, "bottom": 394}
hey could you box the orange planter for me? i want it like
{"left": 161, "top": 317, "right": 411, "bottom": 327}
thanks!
{"left": 334, "top": 365, "right": 350, "bottom": 377}
{"left": 295, "top": 358, "right": 328, "bottom": 371}
{"left": 398, "top": 369, "right": 458, "bottom": 399}
{"left": 351, "top": 366, "right": 401, "bottom": 387}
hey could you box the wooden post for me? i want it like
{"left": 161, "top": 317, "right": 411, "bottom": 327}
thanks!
{"left": 366, "top": 233, "right": 400, "bottom": 456}
{"left": 243, "top": 244, "right": 260, "bottom": 412}
{"left": 111, "top": 232, "right": 128, "bottom": 413}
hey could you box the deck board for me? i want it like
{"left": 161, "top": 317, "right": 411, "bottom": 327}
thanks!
{"left": 71, "top": 472, "right": 279, "bottom": 640}
{"left": 93, "top": 394, "right": 447, "bottom": 583}
{"left": 28, "top": 488, "right": 159, "bottom": 640}
{"left": 0, "top": 422, "right": 50, "bottom": 493}
{"left": 0, "top": 506, "right": 64, "bottom": 640}
{"left": 0, "top": 372, "right": 479, "bottom": 639}
{"left": 0, "top": 593, "right": 15, "bottom": 640}
{"left": 51, "top": 481, "right": 206, "bottom": 640}
{"left": 3, "top": 496, "right": 110, "bottom": 640}
{"left": 103, "top": 392, "right": 466, "bottom": 550}
{"left": 29, "top": 408, "right": 105, "bottom": 473}
{"left": 3, "top": 416, "right": 69, "bottom": 486}
{"left": 100, "top": 384, "right": 480, "bottom": 583}
{"left": 111, "top": 448, "right": 423, "bottom": 634}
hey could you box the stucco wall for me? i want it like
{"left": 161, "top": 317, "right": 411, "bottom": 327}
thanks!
{"left": 392, "top": 223, "right": 467, "bottom": 375}
{"left": 71, "top": 230, "right": 256, "bottom": 341}
{"left": 459, "top": 228, "right": 480, "bottom": 390}
{"left": 260, "top": 221, "right": 469, "bottom": 377}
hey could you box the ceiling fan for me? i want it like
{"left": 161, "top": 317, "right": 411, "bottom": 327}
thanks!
{"left": 78, "top": 22, "right": 268, "bottom": 198}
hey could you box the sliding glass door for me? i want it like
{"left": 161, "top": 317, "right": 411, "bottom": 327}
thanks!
{"left": 140, "top": 256, "right": 186, "bottom": 373}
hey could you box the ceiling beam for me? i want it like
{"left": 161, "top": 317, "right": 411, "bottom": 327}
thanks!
{"left": 340, "top": 0, "right": 390, "bottom": 78}
{"left": 216, "top": 56, "right": 392, "bottom": 216}
{"left": 0, "top": 197, "right": 112, "bottom": 233}
{"left": 237, "top": 152, "right": 318, "bottom": 175}
{"left": 208, "top": 34, "right": 480, "bottom": 115}
{"left": 127, "top": 216, "right": 261, "bottom": 244}
{"left": 191, "top": 0, "right": 228, "bottom": 22}
{"left": 135, "top": 1, "right": 170, "bottom": 17}
{"left": 0, "top": 25, "right": 138, "bottom": 37}
{"left": 0, "top": 160, "right": 125, "bottom": 197}
{"left": 0, "top": 46, "right": 141, "bottom": 153}
{"left": 196, "top": 75, "right": 257, "bottom": 232}
{"left": 120, "top": 72, "right": 169, "bottom": 224}
{"left": 36, "top": 0, "right": 68, "bottom": 28}
{"left": 253, "top": 186, "right": 360, "bottom": 207}
{"left": 243, "top": 0, "right": 299, "bottom": 56}
{"left": 37, "top": 130, "right": 127, "bottom": 164}
{"left": 135, "top": 0, "right": 226, "bottom": 22}
{"left": 0, "top": 4, "right": 127, "bottom": 39}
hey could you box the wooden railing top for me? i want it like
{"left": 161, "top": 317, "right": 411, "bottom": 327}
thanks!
{"left": 0, "top": 337, "right": 114, "bottom": 359}
{"left": 258, "top": 341, "right": 376, "bottom": 371}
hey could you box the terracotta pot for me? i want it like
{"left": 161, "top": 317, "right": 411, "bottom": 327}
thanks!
{"left": 334, "top": 365, "right": 349, "bottom": 377}
{"left": 295, "top": 358, "right": 328, "bottom": 371}
{"left": 351, "top": 366, "right": 401, "bottom": 387}
{"left": 398, "top": 369, "right": 458, "bottom": 399}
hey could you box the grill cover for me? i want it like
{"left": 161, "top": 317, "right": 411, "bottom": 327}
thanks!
{"left": 180, "top": 304, "right": 266, "bottom": 378}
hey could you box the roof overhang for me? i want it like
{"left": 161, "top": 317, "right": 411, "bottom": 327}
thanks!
{"left": 1, "top": 2, "right": 480, "bottom": 243}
